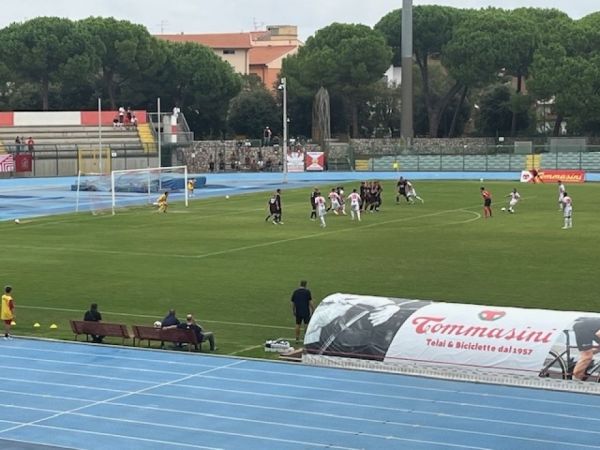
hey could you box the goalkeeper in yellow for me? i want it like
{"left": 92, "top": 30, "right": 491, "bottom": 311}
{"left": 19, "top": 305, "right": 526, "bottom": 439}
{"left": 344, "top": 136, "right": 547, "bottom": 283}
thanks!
{"left": 157, "top": 191, "right": 169, "bottom": 213}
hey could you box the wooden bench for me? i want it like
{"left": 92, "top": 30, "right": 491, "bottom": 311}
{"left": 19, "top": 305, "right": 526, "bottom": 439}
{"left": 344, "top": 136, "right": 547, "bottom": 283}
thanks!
{"left": 69, "top": 320, "right": 131, "bottom": 345}
{"left": 132, "top": 325, "right": 200, "bottom": 351}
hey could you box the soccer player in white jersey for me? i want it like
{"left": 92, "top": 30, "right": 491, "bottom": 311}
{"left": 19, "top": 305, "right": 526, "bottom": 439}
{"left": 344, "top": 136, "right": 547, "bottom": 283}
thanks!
{"left": 561, "top": 191, "right": 573, "bottom": 229}
{"left": 557, "top": 180, "right": 566, "bottom": 211}
{"left": 328, "top": 188, "right": 341, "bottom": 215}
{"left": 405, "top": 181, "right": 424, "bottom": 204}
{"left": 505, "top": 188, "right": 521, "bottom": 214}
{"left": 347, "top": 189, "right": 362, "bottom": 221}
{"left": 316, "top": 193, "right": 327, "bottom": 227}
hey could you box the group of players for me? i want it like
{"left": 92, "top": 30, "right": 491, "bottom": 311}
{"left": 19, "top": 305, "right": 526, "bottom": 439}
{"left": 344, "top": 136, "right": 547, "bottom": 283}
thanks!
{"left": 480, "top": 179, "right": 573, "bottom": 228}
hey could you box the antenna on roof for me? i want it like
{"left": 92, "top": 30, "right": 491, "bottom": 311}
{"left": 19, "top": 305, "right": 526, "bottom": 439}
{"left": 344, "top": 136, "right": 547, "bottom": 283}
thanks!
{"left": 156, "top": 20, "right": 168, "bottom": 34}
{"left": 253, "top": 17, "right": 265, "bottom": 31}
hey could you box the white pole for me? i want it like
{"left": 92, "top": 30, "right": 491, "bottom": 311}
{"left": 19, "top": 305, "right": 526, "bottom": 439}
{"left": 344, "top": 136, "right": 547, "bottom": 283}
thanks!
{"left": 157, "top": 97, "right": 162, "bottom": 168}
{"left": 157, "top": 97, "right": 162, "bottom": 191}
{"left": 282, "top": 77, "right": 288, "bottom": 183}
{"left": 98, "top": 98, "right": 103, "bottom": 173}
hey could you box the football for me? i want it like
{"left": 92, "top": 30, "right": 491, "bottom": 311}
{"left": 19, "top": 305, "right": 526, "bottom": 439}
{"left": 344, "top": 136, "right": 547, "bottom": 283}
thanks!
{"left": 14, "top": 219, "right": 20, "bottom": 224}
{"left": 225, "top": 195, "right": 230, "bottom": 199}
{"left": 153, "top": 320, "right": 162, "bottom": 328}
{"left": 501, "top": 207, "right": 506, "bottom": 211}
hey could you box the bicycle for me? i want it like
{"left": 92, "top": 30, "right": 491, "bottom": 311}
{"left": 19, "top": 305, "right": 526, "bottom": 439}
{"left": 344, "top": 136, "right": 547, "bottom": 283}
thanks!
{"left": 539, "top": 329, "right": 600, "bottom": 382}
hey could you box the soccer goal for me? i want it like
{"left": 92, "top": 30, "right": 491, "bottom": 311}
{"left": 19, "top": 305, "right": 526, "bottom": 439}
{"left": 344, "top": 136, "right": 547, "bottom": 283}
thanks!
{"left": 110, "top": 166, "right": 188, "bottom": 215}
{"left": 74, "top": 166, "right": 188, "bottom": 215}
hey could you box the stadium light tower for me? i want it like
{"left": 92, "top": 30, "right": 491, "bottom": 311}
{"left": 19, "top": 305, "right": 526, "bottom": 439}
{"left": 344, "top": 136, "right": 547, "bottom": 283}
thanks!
{"left": 279, "top": 77, "right": 288, "bottom": 183}
{"left": 401, "top": 0, "right": 414, "bottom": 140}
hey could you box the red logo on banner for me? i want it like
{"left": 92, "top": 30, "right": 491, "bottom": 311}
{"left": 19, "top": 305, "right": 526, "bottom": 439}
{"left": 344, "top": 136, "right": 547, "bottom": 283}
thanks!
{"left": 478, "top": 310, "right": 506, "bottom": 321}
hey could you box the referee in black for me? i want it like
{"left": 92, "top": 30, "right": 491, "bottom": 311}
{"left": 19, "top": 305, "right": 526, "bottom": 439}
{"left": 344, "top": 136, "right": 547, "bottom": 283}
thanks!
{"left": 291, "top": 280, "right": 315, "bottom": 343}
{"left": 310, "top": 187, "right": 319, "bottom": 220}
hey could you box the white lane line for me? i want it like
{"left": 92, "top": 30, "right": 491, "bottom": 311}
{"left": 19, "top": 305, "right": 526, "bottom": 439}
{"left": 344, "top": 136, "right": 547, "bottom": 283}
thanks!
{"left": 4, "top": 342, "right": 600, "bottom": 411}
{"left": 229, "top": 344, "right": 265, "bottom": 355}
{"left": 0, "top": 359, "right": 246, "bottom": 447}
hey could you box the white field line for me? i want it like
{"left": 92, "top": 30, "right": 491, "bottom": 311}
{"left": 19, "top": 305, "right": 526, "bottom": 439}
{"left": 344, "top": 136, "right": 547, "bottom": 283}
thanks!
{"left": 16, "top": 304, "right": 292, "bottom": 330}
{"left": 3, "top": 205, "right": 483, "bottom": 259}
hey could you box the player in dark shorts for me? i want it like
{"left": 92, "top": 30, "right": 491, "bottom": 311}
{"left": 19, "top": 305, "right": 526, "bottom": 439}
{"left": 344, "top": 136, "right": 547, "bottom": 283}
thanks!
{"left": 291, "top": 280, "right": 315, "bottom": 342}
{"left": 359, "top": 182, "right": 367, "bottom": 211}
{"left": 572, "top": 317, "right": 600, "bottom": 380}
{"left": 396, "top": 177, "right": 409, "bottom": 203}
{"left": 265, "top": 193, "right": 279, "bottom": 224}
{"left": 274, "top": 188, "right": 283, "bottom": 224}
{"left": 310, "top": 187, "right": 319, "bottom": 220}
{"left": 481, "top": 186, "right": 492, "bottom": 218}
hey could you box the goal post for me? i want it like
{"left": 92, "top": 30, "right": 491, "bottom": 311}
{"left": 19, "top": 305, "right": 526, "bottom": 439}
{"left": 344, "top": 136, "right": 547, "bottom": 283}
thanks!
{"left": 110, "top": 166, "right": 188, "bottom": 215}
{"left": 75, "top": 171, "right": 112, "bottom": 214}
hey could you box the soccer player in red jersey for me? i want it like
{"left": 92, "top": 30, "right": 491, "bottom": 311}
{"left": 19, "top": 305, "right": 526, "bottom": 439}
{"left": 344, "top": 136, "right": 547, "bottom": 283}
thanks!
{"left": 480, "top": 186, "right": 492, "bottom": 218}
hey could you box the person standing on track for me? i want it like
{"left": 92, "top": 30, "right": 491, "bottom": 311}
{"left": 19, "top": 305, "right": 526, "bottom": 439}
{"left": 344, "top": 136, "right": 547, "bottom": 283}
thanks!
{"left": 1, "top": 286, "right": 15, "bottom": 340}
{"left": 481, "top": 186, "right": 492, "bottom": 218}
{"left": 291, "top": 280, "right": 315, "bottom": 343}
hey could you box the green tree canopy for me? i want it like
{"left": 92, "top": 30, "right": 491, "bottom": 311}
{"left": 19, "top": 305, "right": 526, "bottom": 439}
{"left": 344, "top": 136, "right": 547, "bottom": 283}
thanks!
{"left": 281, "top": 23, "right": 392, "bottom": 138}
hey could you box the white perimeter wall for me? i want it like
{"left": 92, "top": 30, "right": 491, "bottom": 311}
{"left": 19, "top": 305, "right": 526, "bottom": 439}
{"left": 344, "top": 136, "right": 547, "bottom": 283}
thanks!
{"left": 13, "top": 112, "right": 81, "bottom": 126}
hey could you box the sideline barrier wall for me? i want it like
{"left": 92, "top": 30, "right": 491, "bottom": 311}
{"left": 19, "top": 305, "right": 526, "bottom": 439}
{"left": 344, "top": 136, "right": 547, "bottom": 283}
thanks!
{"left": 303, "top": 293, "right": 600, "bottom": 393}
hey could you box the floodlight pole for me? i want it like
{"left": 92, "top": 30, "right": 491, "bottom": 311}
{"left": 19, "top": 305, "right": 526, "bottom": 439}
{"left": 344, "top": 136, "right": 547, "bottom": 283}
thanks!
{"left": 157, "top": 97, "right": 162, "bottom": 168}
{"left": 98, "top": 98, "right": 103, "bottom": 173}
{"left": 281, "top": 77, "right": 288, "bottom": 183}
{"left": 401, "top": 0, "right": 414, "bottom": 141}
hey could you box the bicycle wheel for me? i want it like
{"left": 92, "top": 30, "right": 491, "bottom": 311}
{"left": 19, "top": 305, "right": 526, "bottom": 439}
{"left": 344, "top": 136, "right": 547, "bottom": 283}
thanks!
{"left": 539, "top": 350, "right": 568, "bottom": 379}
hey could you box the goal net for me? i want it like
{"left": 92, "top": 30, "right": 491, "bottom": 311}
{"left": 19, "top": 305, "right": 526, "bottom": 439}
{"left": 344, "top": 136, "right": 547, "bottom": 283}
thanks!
{"left": 110, "top": 166, "right": 188, "bottom": 215}
{"left": 74, "top": 166, "right": 188, "bottom": 215}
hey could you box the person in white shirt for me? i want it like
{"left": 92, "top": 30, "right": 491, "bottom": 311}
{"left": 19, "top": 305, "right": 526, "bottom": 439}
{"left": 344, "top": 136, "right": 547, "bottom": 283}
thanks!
{"left": 505, "top": 188, "right": 521, "bottom": 213}
{"left": 557, "top": 180, "right": 566, "bottom": 211}
{"left": 561, "top": 192, "right": 573, "bottom": 229}
{"left": 328, "top": 188, "right": 341, "bottom": 215}
{"left": 347, "top": 189, "right": 362, "bottom": 221}
{"left": 405, "top": 181, "right": 424, "bottom": 204}
{"left": 316, "top": 194, "right": 327, "bottom": 228}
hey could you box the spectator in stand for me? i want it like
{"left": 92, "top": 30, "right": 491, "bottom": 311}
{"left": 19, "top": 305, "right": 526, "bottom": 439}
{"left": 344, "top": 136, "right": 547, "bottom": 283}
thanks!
{"left": 263, "top": 126, "right": 272, "bottom": 146}
{"left": 126, "top": 107, "right": 132, "bottom": 124}
{"left": 26, "top": 137, "right": 35, "bottom": 152}
{"left": 83, "top": 303, "right": 104, "bottom": 343}
{"left": 14, "top": 136, "right": 21, "bottom": 153}
{"left": 113, "top": 116, "right": 120, "bottom": 128}
{"left": 118, "top": 106, "right": 125, "bottom": 126}
{"left": 130, "top": 114, "right": 138, "bottom": 128}
{"left": 177, "top": 314, "right": 216, "bottom": 351}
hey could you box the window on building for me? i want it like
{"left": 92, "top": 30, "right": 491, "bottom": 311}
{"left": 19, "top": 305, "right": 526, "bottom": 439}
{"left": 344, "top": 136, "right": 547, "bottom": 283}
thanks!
{"left": 223, "top": 49, "right": 236, "bottom": 55}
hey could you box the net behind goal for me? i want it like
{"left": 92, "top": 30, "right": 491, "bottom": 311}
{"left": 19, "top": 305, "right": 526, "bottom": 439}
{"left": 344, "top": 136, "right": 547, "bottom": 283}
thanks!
{"left": 74, "top": 166, "right": 188, "bottom": 215}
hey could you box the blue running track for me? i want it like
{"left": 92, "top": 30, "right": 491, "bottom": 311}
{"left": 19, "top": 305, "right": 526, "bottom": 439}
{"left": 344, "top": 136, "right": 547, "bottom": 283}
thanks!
{"left": 0, "top": 338, "right": 599, "bottom": 450}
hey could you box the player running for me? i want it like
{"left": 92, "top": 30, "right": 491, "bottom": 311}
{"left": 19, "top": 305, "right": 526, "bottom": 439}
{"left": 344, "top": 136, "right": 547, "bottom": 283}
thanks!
{"left": 504, "top": 188, "right": 521, "bottom": 214}
{"left": 328, "top": 188, "right": 342, "bottom": 215}
{"left": 309, "top": 187, "right": 319, "bottom": 221}
{"left": 480, "top": 187, "right": 492, "bottom": 218}
{"left": 406, "top": 181, "right": 424, "bottom": 204}
{"left": 315, "top": 192, "right": 327, "bottom": 228}
{"left": 347, "top": 189, "right": 362, "bottom": 221}
{"left": 396, "top": 177, "right": 409, "bottom": 204}
{"left": 561, "top": 191, "right": 573, "bottom": 229}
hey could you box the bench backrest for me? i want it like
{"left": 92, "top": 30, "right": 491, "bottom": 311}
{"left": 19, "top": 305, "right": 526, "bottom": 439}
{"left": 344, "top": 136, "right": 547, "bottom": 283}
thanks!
{"left": 132, "top": 325, "right": 198, "bottom": 344}
{"left": 69, "top": 320, "right": 130, "bottom": 338}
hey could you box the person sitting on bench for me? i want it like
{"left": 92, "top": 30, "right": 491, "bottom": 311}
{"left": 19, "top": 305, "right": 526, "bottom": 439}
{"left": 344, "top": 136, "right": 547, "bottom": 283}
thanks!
{"left": 83, "top": 303, "right": 104, "bottom": 343}
{"left": 178, "top": 314, "right": 216, "bottom": 351}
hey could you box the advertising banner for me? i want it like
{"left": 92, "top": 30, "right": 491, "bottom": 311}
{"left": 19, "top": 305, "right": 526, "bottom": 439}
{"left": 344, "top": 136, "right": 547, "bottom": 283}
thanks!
{"left": 520, "top": 169, "right": 585, "bottom": 183}
{"left": 286, "top": 147, "right": 305, "bottom": 172}
{"left": 304, "top": 293, "right": 600, "bottom": 380}
{"left": 305, "top": 151, "right": 325, "bottom": 171}
{"left": 15, "top": 153, "right": 32, "bottom": 172}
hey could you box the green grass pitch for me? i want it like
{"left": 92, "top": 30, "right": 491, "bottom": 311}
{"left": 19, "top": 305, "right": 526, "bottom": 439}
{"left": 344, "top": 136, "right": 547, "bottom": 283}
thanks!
{"left": 3, "top": 180, "right": 599, "bottom": 358}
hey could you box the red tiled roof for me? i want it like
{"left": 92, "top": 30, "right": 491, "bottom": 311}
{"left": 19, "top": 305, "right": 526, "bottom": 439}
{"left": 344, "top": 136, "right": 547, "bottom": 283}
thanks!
{"left": 249, "top": 46, "right": 297, "bottom": 66}
{"left": 156, "top": 33, "right": 252, "bottom": 49}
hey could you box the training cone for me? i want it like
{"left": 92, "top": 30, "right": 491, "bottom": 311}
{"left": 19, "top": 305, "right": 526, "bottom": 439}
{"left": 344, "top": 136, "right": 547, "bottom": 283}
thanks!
{"left": 33, "top": 323, "right": 41, "bottom": 328}
{"left": 49, "top": 324, "right": 58, "bottom": 329}
{"left": 10, "top": 320, "right": 16, "bottom": 326}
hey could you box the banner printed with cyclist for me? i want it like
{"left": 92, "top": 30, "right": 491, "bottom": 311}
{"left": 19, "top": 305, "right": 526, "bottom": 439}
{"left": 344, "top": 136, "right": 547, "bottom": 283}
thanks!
{"left": 304, "top": 293, "right": 600, "bottom": 381}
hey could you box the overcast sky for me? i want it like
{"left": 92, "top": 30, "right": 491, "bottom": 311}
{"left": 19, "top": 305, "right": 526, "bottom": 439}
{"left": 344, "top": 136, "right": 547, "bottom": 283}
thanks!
{"left": 0, "top": 0, "right": 597, "bottom": 40}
